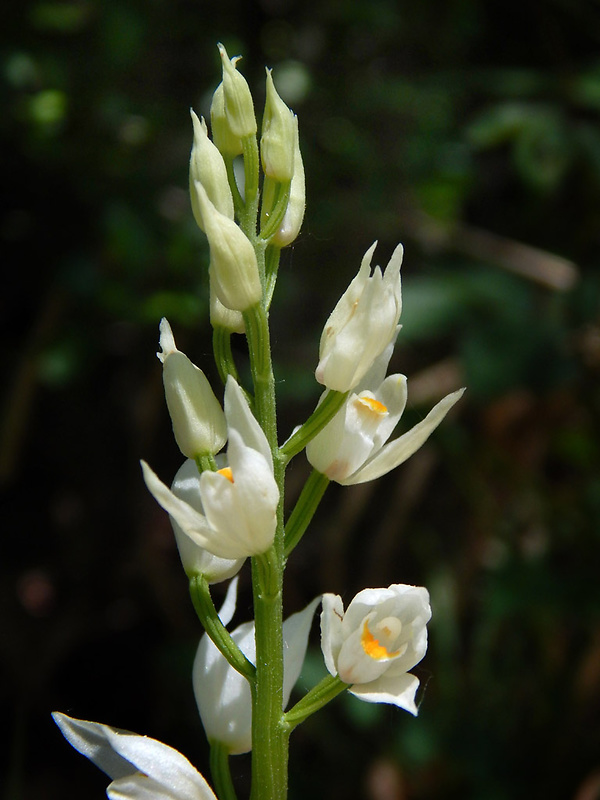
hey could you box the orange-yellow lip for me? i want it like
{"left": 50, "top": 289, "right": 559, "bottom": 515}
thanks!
{"left": 357, "top": 396, "right": 388, "bottom": 415}
{"left": 217, "top": 467, "right": 234, "bottom": 483}
{"left": 361, "top": 620, "right": 400, "bottom": 660}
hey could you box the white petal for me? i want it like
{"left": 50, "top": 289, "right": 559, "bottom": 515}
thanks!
{"left": 282, "top": 596, "right": 321, "bottom": 704}
{"left": 349, "top": 671, "right": 421, "bottom": 715}
{"left": 52, "top": 713, "right": 133, "bottom": 780}
{"left": 342, "top": 388, "right": 465, "bottom": 485}
{"left": 320, "top": 594, "right": 345, "bottom": 677}
{"left": 224, "top": 377, "right": 273, "bottom": 468}
{"left": 194, "top": 619, "right": 254, "bottom": 754}
{"left": 52, "top": 713, "right": 217, "bottom": 800}
{"left": 170, "top": 460, "right": 244, "bottom": 582}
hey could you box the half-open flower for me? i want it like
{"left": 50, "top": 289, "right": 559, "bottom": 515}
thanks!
{"left": 320, "top": 584, "right": 431, "bottom": 715}
{"left": 315, "top": 242, "right": 403, "bottom": 392}
{"left": 142, "top": 377, "right": 278, "bottom": 561}
{"left": 52, "top": 712, "right": 217, "bottom": 800}
{"left": 193, "top": 579, "right": 319, "bottom": 754}
{"left": 158, "top": 318, "right": 227, "bottom": 460}
{"left": 169, "top": 458, "right": 245, "bottom": 581}
{"left": 307, "top": 348, "right": 464, "bottom": 484}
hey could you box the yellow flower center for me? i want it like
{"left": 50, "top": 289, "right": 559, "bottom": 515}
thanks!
{"left": 361, "top": 617, "right": 402, "bottom": 660}
{"left": 356, "top": 395, "right": 388, "bottom": 417}
{"left": 218, "top": 467, "right": 234, "bottom": 483}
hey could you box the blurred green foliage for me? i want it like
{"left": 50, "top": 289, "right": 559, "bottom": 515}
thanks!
{"left": 2, "top": 1, "right": 600, "bottom": 799}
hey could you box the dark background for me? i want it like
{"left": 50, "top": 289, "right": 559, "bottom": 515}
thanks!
{"left": 2, "top": 1, "right": 600, "bottom": 798}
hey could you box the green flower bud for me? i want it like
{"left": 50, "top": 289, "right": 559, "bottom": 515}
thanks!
{"left": 194, "top": 181, "right": 261, "bottom": 311}
{"left": 260, "top": 69, "right": 295, "bottom": 182}
{"left": 272, "top": 115, "right": 305, "bottom": 247}
{"left": 210, "top": 277, "right": 245, "bottom": 334}
{"left": 189, "top": 109, "right": 234, "bottom": 230}
{"left": 210, "top": 82, "right": 243, "bottom": 157}
{"left": 217, "top": 43, "right": 257, "bottom": 139}
{"left": 158, "top": 318, "right": 227, "bottom": 459}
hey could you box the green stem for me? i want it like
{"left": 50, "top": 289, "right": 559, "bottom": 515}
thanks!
{"left": 284, "top": 469, "right": 330, "bottom": 557}
{"left": 264, "top": 244, "right": 281, "bottom": 311}
{"left": 212, "top": 326, "right": 240, "bottom": 386}
{"left": 189, "top": 575, "right": 256, "bottom": 682}
{"left": 283, "top": 675, "right": 347, "bottom": 732}
{"left": 196, "top": 453, "right": 218, "bottom": 473}
{"left": 224, "top": 157, "right": 244, "bottom": 217}
{"left": 279, "top": 389, "right": 349, "bottom": 464}
{"left": 249, "top": 550, "right": 287, "bottom": 800}
{"left": 209, "top": 741, "right": 238, "bottom": 800}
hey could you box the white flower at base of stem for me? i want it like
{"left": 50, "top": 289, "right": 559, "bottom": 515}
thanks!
{"left": 52, "top": 712, "right": 218, "bottom": 800}
{"left": 320, "top": 584, "right": 432, "bottom": 715}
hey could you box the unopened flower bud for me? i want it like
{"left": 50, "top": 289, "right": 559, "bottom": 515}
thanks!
{"left": 194, "top": 181, "right": 261, "bottom": 311}
{"left": 189, "top": 109, "right": 234, "bottom": 231}
{"left": 272, "top": 115, "right": 305, "bottom": 247}
{"left": 217, "top": 43, "right": 257, "bottom": 139}
{"left": 210, "top": 82, "right": 243, "bottom": 157}
{"left": 158, "top": 318, "right": 227, "bottom": 458}
{"left": 210, "top": 277, "right": 245, "bottom": 334}
{"left": 260, "top": 69, "right": 295, "bottom": 182}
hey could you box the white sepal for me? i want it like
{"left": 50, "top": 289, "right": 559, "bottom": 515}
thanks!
{"left": 194, "top": 586, "right": 320, "bottom": 754}
{"left": 52, "top": 712, "right": 217, "bottom": 800}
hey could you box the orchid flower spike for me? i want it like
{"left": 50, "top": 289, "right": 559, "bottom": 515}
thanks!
{"left": 193, "top": 578, "right": 320, "bottom": 754}
{"left": 321, "top": 584, "right": 431, "bottom": 715}
{"left": 142, "top": 376, "right": 279, "bottom": 561}
{"left": 308, "top": 345, "right": 465, "bottom": 484}
{"left": 316, "top": 242, "right": 403, "bottom": 392}
{"left": 52, "top": 712, "right": 218, "bottom": 800}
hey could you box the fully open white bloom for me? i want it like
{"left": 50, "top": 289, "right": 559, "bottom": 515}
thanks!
{"left": 158, "top": 318, "right": 227, "bottom": 460}
{"left": 321, "top": 584, "right": 431, "bottom": 715}
{"left": 142, "top": 377, "right": 278, "bottom": 560}
{"left": 307, "top": 347, "right": 465, "bottom": 484}
{"left": 193, "top": 579, "right": 319, "bottom": 754}
{"left": 52, "top": 712, "right": 217, "bottom": 800}
{"left": 316, "top": 242, "right": 403, "bottom": 392}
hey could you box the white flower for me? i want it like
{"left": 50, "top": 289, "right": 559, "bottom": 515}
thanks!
{"left": 52, "top": 712, "right": 217, "bottom": 800}
{"left": 315, "top": 242, "right": 403, "bottom": 392}
{"left": 158, "top": 318, "right": 227, "bottom": 460}
{"left": 320, "top": 584, "right": 431, "bottom": 715}
{"left": 193, "top": 578, "right": 319, "bottom": 754}
{"left": 307, "top": 347, "right": 465, "bottom": 484}
{"left": 142, "top": 377, "right": 279, "bottom": 560}
{"left": 168, "top": 458, "right": 245, "bottom": 581}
